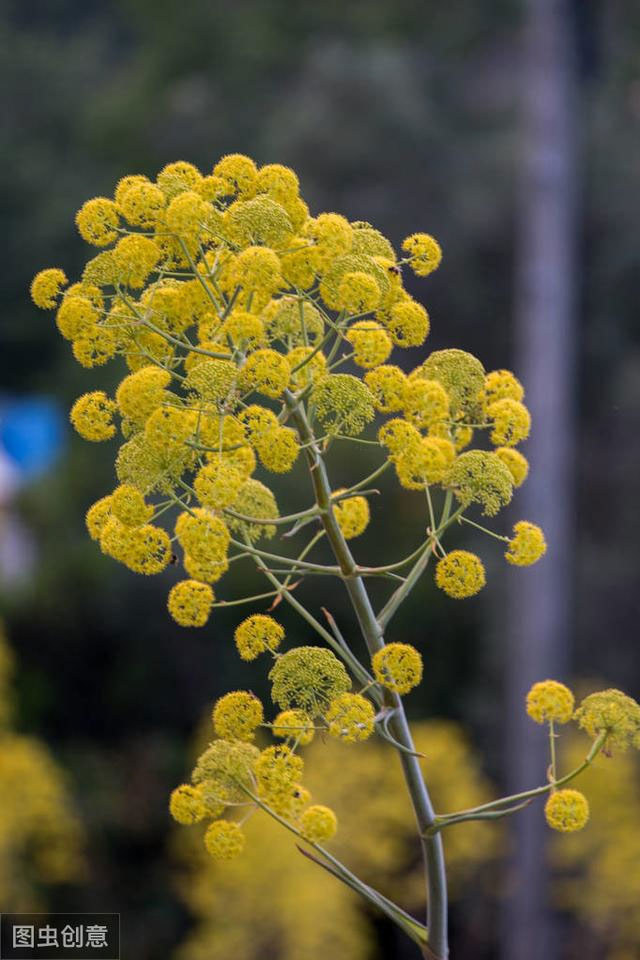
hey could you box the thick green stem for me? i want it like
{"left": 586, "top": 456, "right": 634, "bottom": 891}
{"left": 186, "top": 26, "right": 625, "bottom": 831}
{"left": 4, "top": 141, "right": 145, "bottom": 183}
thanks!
{"left": 286, "top": 393, "right": 449, "bottom": 960}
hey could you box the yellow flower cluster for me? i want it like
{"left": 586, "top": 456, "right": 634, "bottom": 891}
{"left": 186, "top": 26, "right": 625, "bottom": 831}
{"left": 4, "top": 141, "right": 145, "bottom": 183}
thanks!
{"left": 435, "top": 550, "right": 486, "bottom": 599}
{"left": 372, "top": 643, "right": 423, "bottom": 696}
{"left": 526, "top": 680, "right": 575, "bottom": 724}
{"left": 544, "top": 789, "right": 589, "bottom": 833}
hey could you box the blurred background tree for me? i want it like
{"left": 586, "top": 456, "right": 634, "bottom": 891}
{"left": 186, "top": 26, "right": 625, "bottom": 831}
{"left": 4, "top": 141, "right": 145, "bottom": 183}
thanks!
{"left": 1, "top": 1, "right": 639, "bottom": 957}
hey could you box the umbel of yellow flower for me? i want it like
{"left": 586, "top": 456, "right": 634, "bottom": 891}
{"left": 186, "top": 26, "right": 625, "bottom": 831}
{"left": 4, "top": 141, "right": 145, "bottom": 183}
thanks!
{"left": 234, "top": 615, "right": 284, "bottom": 661}
{"left": 300, "top": 805, "right": 338, "bottom": 842}
{"left": 372, "top": 643, "right": 423, "bottom": 696}
{"left": 435, "top": 550, "right": 486, "bottom": 600}
{"left": 544, "top": 789, "right": 589, "bottom": 833}
{"left": 526, "top": 680, "right": 575, "bottom": 725}
{"left": 204, "top": 820, "right": 246, "bottom": 861}
{"left": 213, "top": 691, "right": 264, "bottom": 742}
{"left": 505, "top": 521, "right": 547, "bottom": 566}
{"left": 269, "top": 647, "right": 351, "bottom": 714}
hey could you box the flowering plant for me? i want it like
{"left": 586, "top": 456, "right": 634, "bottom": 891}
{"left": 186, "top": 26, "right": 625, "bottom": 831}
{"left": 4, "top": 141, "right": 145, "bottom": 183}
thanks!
{"left": 32, "top": 155, "right": 640, "bottom": 959}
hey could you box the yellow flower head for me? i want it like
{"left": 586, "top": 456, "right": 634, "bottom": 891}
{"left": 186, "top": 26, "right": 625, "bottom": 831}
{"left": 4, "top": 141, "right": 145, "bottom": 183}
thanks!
{"left": 110, "top": 483, "right": 153, "bottom": 527}
{"left": 386, "top": 299, "right": 430, "bottom": 347}
{"left": 213, "top": 691, "right": 264, "bottom": 742}
{"left": 183, "top": 552, "right": 229, "bottom": 585}
{"left": 269, "top": 646, "right": 351, "bottom": 714}
{"left": 156, "top": 160, "right": 203, "bottom": 200}
{"left": 300, "top": 804, "right": 338, "bottom": 842}
{"left": 70, "top": 391, "right": 117, "bottom": 442}
{"left": 256, "top": 163, "right": 300, "bottom": 203}
{"left": 364, "top": 365, "right": 408, "bottom": 413}
{"left": 272, "top": 709, "right": 315, "bottom": 746}
{"left": 393, "top": 437, "right": 454, "bottom": 489}
{"left": 56, "top": 295, "right": 98, "bottom": 341}
{"left": 204, "top": 820, "right": 246, "bottom": 860}
{"left": 333, "top": 492, "right": 370, "bottom": 540}
{"left": 526, "top": 680, "right": 575, "bottom": 725}
{"left": 167, "top": 579, "right": 214, "bottom": 627}
{"left": 240, "top": 349, "right": 290, "bottom": 399}
{"left": 402, "top": 233, "right": 442, "bottom": 276}
{"left": 255, "top": 744, "right": 304, "bottom": 812}
{"left": 435, "top": 550, "right": 486, "bottom": 599}
{"left": 403, "top": 378, "right": 449, "bottom": 430}
{"left": 346, "top": 320, "right": 392, "bottom": 369}
{"left": 194, "top": 460, "right": 244, "bottom": 510}
{"left": 495, "top": 447, "right": 529, "bottom": 488}
{"left": 378, "top": 417, "right": 421, "bottom": 456}
{"left": 234, "top": 614, "right": 284, "bottom": 661}
{"left": 484, "top": 369, "right": 524, "bottom": 404}
{"left": 86, "top": 495, "right": 113, "bottom": 542}
{"left": 116, "top": 366, "right": 171, "bottom": 425}
{"left": 169, "top": 784, "right": 206, "bottom": 825}
{"left": 113, "top": 234, "right": 161, "bottom": 289}
{"left": 505, "top": 521, "right": 547, "bottom": 566}
{"left": 31, "top": 268, "right": 68, "bottom": 309}
{"left": 372, "top": 643, "right": 423, "bottom": 695}
{"left": 231, "top": 247, "right": 283, "bottom": 305}
{"left": 574, "top": 689, "right": 640, "bottom": 752}
{"left": 304, "top": 212, "right": 353, "bottom": 271}
{"left": 175, "top": 509, "right": 230, "bottom": 564}
{"left": 487, "top": 398, "right": 531, "bottom": 447}
{"left": 192, "top": 739, "right": 259, "bottom": 803}
{"left": 545, "top": 789, "right": 589, "bottom": 833}
{"left": 213, "top": 154, "right": 258, "bottom": 198}
{"left": 75, "top": 197, "right": 119, "bottom": 246}
{"left": 255, "top": 426, "right": 300, "bottom": 473}
{"left": 324, "top": 693, "right": 375, "bottom": 743}
{"left": 117, "top": 180, "right": 166, "bottom": 228}
{"left": 336, "top": 271, "right": 381, "bottom": 313}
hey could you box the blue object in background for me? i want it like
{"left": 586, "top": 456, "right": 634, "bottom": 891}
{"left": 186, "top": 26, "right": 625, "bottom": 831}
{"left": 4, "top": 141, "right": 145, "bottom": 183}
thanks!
{"left": 0, "top": 397, "right": 65, "bottom": 480}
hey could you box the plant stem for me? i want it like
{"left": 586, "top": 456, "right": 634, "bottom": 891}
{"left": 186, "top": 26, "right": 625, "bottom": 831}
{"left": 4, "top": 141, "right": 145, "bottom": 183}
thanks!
{"left": 286, "top": 392, "right": 449, "bottom": 960}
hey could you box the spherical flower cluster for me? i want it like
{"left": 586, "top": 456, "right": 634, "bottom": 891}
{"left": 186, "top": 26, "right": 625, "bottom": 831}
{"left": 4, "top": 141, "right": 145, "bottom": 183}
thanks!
{"left": 269, "top": 647, "right": 352, "bottom": 714}
{"left": 526, "top": 680, "right": 575, "bottom": 725}
{"left": 505, "top": 521, "right": 547, "bottom": 566}
{"left": 346, "top": 321, "right": 392, "bottom": 369}
{"left": 486, "top": 398, "right": 531, "bottom": 447}
{"left": 332, "top": 493, "right": 370, "bottom": 540}
{"left": 167, "top": 579, "right": 214, "bottom": 627}
{"left": 299, "top": 805, "right": 338, "bottom": 842}
{"left": 574, "top": 689, "right": 640, "bottom": 752}
{"left": 213, "top": 691, "right": 264, "bottom": 741}
{"left": 255, "top": 745, "right": 305, "bottom": 812}
{"left": 484, "top": 369, "right": 524, "bottom": 404}
{"left": 272, "top": 709, "right": 315, "bottom": 746}
{"left": 401, "top": 233, "right": 442, "bottom": 276}
{"left": 364, "top": 365, "right": 407, "bottom": 413}
{"left": 31, "top": 268, "right": 68, "bottom": 309}
{"left": 70, "top": 392, "right": 116, "bottom": 442}
{"left": 386, "top": 299, "right": 430, "bottom": 347}
{"left": 324, "top": 693, "right": 375, "bottom": 742}
{"left": 204, "top": 820, "right": 246, "bottom": 860}
{"left": 234, "top": 615, "right": 284, "bottom": 661}
{"left": 495, "top": 447, "right": 529, "bottom": 487}
{"left": 372, "top": 643, "right": 423, "bottom": 696}
{"left": 311, "top": 375, "right": 375, "bottom": 437}
{"left": 169, "top": 784, "right": 206, "bottom": 825}
{"left": 110, "top": 484, "right": 153, "bottom": 526}
{"left": 544, "top": 789, "right": 589, "bottom": 833}
{"left": 435, "top": 551, "right": 486, "bottom": 599}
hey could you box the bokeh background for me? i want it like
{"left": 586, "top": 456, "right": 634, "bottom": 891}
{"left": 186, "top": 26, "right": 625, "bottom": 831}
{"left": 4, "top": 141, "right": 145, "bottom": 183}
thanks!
{"left": 2, "top": 1, "right": 640, "bottom": 958}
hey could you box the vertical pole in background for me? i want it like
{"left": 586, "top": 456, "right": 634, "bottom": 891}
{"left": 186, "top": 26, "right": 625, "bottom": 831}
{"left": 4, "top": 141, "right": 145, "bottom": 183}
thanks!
{"left": 502, "top": 1, "right": 580, "bottom": 958}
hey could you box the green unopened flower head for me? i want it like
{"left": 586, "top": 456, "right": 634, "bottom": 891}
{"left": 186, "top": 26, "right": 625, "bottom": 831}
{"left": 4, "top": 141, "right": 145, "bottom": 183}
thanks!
{"left": 269, "top": 646, "right": 351, "bottom": 715}
{"left": 418, "top": 349, "right": 485, "bottom": 420}
{"left": 311, "top": 374, "right": 375, "bottom": 437}
{"left": 192, "top": 739, "right": 259, "bottom": 804}
{"left": 445, "top": 450, "right": 514, "bottom": 517}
